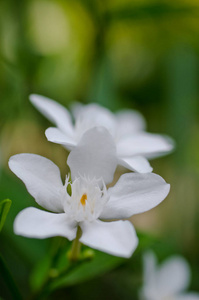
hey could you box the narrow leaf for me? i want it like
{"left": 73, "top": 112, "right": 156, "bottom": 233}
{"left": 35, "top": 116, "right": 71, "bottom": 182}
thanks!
{"left": 0, "top": 199, "right": 12, "bottom": 231}
{"left": 49, "top": 250, "right": 125, "bottom": 291}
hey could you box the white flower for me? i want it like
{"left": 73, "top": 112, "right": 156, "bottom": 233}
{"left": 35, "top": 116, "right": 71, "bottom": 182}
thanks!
{"left": 29, "top": 94, "right": 174, "bottom": 174}
{"left": 140, "top": 251, "right": 199, "bottom": 300}
{"left": 9, "top": 153, "right": 170, "bottom": 258}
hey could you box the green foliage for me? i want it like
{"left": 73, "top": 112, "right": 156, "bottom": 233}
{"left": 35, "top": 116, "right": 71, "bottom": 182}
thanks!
{"left": 0, "top": 254, "right": 23, "bottom": 300}
{"left": 108, "top": 3, "right": 198, "bottom": 21}
{"left": 30, "top": 238, "right": 125, "bottom": 294}
{"left": 49, "top": 250, "right": 125, "bottom": 292}
{"left": 0, "top": 170, "right": 48, "bottom": 264}
{"left": 30, "top": 253, "right": 52, "bottom": 292}
{"left": 0, "top": 199, "right": 11, "bottom": 232}
{"left": 1, "top": 0, "right": 199, "bottom": 298}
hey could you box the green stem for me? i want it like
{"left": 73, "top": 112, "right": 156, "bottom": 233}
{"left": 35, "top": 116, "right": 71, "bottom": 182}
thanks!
{"left": 68, "top": 226, "right": 82, "bottom": 262}
{"left": 0, "top": 253, "right": 23, "bottom": 300}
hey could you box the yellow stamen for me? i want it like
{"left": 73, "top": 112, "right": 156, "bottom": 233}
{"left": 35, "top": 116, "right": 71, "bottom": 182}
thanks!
{"left": 80, "top": 193, "right": 87, "bottom": 206}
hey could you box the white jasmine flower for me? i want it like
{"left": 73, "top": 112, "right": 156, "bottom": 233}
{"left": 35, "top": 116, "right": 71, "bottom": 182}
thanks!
{"left": 140, "top": 251, "right": 199, "bottom": 300}
{"left": 9, "top": 154, "right": 170, "bottom": 258}
{"left": 29, "top": 94, "right": 174, "bottom": 174}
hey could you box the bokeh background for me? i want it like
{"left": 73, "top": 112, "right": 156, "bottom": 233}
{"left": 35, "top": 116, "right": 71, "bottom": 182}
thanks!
{"left": 0, "top": 0, "right": 199, "bottom": 299}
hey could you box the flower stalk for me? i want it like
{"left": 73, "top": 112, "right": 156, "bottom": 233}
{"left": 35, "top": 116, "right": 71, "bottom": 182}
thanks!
{"left": 68, "top": 226, "right": 82, "bottom": 262}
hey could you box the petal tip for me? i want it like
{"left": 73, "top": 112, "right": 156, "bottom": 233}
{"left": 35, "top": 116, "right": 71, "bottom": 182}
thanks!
{"left": 29, "top": 93, "right": 40, "bottom": 104}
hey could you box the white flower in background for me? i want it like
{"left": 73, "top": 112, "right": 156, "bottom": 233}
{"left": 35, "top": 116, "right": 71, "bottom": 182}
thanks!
{"left": 8, "top": 146, "right": 170, "bottom": 258}
{"left": 140, "top": 251, "right": 199, "bottom": 300}
{"left": 66, "top": 127, "right": 118, "bottom": 185}
{"left": 29, "top": 94, "right": 174, "bottom": 174}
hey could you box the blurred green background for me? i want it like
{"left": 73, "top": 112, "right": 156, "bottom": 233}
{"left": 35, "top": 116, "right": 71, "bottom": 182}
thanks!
{"left": 1, "top": 0, "right": 199, "bottom": 299}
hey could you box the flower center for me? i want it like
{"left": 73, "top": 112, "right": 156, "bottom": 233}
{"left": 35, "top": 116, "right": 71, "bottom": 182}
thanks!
{"left": 64, "top": 176, "right": 109, "bottom": 222}
{"left": 80, "top": 193, "right": 87, "bottom": 206}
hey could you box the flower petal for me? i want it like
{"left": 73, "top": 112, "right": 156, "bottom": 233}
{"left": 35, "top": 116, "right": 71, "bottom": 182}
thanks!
{"left": 115, "top": 109, "right": 146, "bottom": 139}
{"left": 80, "top": 219, "right": 138, "bottom": 258}
{"left": 143, "top": 251, "right": 158, "bottom": 288}
{"left": 30, "top": 94, "right": 74, "bottom": 136}
{"left": 140, "top": 251, "right": 159, "bottom": 300}
{"left": 118, "top": 156, "right": 153, "bottom": 173}
{"left": 14, "top": 207, "right": 77, "bottom": 240}
{"left": 67, "top": 127, "right": 118, "bottom": 185}
{"left": 72, "top": 103, "right": 117, "bottom": 138}
{"left": 156, "top": 256, "right": 191, "bottom": 296}
{"left": 45, "top": 127, "right": 76, "bottom": 150}
{"left": 116, "top": 132, "right": 175, "bottom": 159}
{"left": 101, "top": 173, "right": 170, "bottom": 219}
{"left": 9, "top": 154, "right": 64, "bottom": 212}
{"left": 175, "top": 294, "right": 199, "bottom": 300}
{"left": 70, "top": 101, "right": 84, "bottom": 119}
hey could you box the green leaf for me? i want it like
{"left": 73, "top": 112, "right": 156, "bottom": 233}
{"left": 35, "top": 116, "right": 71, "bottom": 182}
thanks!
{"left": 49, "top": 250, "right": 125, "bottom": 291}
{"left": 0, "top": 199, "right": 12, "bottom": 232}
{"left": 30, "top": 254, "right": 52, "bottom": 292}
{"left": 30, "top": 238, "right": 70, "bottom": 292}
{"left": 0, "top": 254, "right": 23, "bottom": 300}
